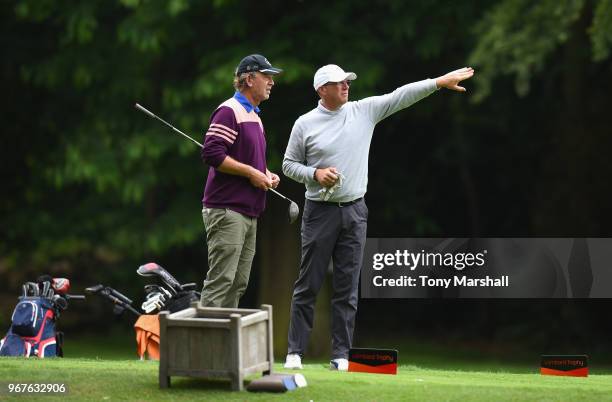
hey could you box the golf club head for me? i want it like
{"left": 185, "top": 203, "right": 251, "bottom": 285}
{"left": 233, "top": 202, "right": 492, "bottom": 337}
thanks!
{"left": 137, "top": 262, "right": 182, "bottom": 294}
{"left": 52, "top": 278, "right": 71, "bottom": 295}
{"left": 288, "top": 201, "right": 300, "bottom": 224}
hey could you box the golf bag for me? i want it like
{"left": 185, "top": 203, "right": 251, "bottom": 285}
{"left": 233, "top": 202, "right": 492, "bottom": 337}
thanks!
{"left": 87, "top": 262, "right": 200, "bottom": 316}
{"left": 137, "top": 262, "right": 200, "bottom": 314}
{"left": 0, "top": 297, "right": 59, "bottom": 357}
{"left": 0, "top": 277, "right": 83, "bottom": 358}
{"left": 86, "top": 263, "right": 200, "bottom": 360}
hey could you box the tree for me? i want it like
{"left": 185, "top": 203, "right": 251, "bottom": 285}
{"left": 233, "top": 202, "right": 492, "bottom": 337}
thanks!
{"left": 468, "top": 0, "right": 612, "bottom": 235}
{"left": 4, "top": 0, "right": 612, "bottom": 358}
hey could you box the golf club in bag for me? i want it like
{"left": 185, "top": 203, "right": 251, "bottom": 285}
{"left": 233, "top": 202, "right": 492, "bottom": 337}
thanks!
{"left": 0, "top": 276, "right": 85, "bottom": 357}
{"left": 135, "top": 103, "right": 300, "bottom": 223}
{"left": 86, "top": 262, "right": 200, "bottom": 316}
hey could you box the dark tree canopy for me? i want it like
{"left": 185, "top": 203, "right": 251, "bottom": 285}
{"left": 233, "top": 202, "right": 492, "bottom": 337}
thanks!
{"left": 2, "top": 0, "right": 612, "bottom": 356}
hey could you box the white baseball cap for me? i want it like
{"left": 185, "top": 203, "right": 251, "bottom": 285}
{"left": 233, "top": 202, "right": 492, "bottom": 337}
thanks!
{"left": 313, "top": 64, "right": 357, "bottom": 90}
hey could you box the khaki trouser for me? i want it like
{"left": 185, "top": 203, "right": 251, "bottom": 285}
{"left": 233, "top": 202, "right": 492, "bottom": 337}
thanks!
{"left": 200, "top": 208, "right": 257, "bottom": 308}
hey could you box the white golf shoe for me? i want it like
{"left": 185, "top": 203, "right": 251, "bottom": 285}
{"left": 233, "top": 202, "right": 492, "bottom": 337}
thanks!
{"left": 284, "top": 353, "right": 303, "bottom": 369}
{"left": 330, "top": 358, "right": 349, "bottom": 371}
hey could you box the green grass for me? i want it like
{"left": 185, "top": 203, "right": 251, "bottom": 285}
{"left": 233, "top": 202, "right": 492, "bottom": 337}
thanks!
{"left": 3, "top": 333, "right": 611, "bottom": 401}
{"left": 59, "top": 331, "right": 612, "bottom": 372}
{"left": 2, "top": 358, "right": 612, "bottom": 401}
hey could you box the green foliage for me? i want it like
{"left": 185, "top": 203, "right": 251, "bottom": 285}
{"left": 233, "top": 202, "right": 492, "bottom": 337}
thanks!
{"left": 6, "top": 2, "right": 220, "bottom": 267}
{"left": 469, "top": 0, "right": 612, "bottom": 102}
{"left": 591, "top": 0, "right": 612, "bottom": 60}
{"left": 3, "top": 0, "right": 612, "bottom": 284}
{"left": 4, "top": 0, "right": 478, "bottom": 271}
{"left": 469, "top": 0, "right": 585, "bottom": 101}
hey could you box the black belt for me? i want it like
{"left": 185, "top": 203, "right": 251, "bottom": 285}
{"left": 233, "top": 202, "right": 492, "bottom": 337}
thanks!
{"left": 313, "top": 197, "right": 363, "bottom": 207}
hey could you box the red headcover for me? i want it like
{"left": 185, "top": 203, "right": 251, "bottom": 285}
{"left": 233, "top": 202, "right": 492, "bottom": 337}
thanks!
{"left": 52, "top": 278, "right": 70, "bottom": 295}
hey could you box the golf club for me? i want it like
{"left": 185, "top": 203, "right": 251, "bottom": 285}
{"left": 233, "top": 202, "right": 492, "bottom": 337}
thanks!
{"left": 135, "top": 103, "right": 299, "bottom": 223}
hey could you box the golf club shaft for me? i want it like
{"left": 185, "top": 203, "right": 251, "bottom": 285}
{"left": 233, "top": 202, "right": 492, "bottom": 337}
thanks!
{"left": 135, "top": 103, "right": 204, "bottom": 148}
{"left": 269, "top": 188, "right": 290, "bottom": 201}
{"left": 136, "top": 103, "right": 296, "bottom": 203}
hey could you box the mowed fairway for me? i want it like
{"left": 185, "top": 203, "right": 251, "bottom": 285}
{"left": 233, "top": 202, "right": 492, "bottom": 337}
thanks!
{"left": 2, "top": 358, "right": 612, "bottom": 401}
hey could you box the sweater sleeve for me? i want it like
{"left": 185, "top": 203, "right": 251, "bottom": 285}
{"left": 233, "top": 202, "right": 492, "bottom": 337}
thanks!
{"left": 282, "top": 119, "right": 317, "bottom": 185}
{"left": 201, "top": 106, "right": 239, "bottom": 168}
{"left": 356, "top": 79, "right": 438, "bottom": 124}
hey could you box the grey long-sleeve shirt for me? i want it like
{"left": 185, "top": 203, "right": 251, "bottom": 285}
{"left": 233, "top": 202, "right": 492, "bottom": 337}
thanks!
{"left": 283, "top": 78, "right": 438, "bottom": 202}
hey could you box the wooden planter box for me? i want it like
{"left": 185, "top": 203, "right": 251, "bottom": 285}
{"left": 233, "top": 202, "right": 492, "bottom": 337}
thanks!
{"left": 158, "top": 303, "right": 274, "bottom": 391}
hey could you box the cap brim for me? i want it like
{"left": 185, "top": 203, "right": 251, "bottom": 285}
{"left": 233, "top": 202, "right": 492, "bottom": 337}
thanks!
{"left": 260, "top": 67, "right": 283, "bottom": 75}
{"left": 314, "top": 70, "right": 358, "bottom": 90}
{"left": 327, "top": 71, "right": 357, "bottom": 83}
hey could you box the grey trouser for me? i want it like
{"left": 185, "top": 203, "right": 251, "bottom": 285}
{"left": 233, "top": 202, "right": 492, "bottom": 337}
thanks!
{"left": 200, "top": 207, "right": 257, "bottom": 308}
{"left": 287, "top": 198, "right": 368, "bottom": 359}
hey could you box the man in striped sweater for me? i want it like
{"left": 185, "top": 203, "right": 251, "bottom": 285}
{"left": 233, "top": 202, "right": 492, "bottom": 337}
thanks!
{"left": 199, "top": 54, "right": 282, "bottom": 308}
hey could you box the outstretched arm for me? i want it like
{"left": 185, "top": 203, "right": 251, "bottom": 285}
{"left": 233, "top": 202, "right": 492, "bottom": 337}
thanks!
{"left": 356, "top": 67, "right": 475, "bottom": 124}
{"left": 435, "top": 67, "right": 475, "bottom": 92}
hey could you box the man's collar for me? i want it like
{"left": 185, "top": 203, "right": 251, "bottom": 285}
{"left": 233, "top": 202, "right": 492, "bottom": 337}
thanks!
{"left": 317, "top": 99, "right": 344, "bottom": 114}
{"left": 234, "top": 91, "right": 260, "bottom": 113}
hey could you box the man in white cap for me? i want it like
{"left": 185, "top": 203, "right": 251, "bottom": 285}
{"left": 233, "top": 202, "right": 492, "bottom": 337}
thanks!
{"left": 282, "top": 64, "right": 474, "bottom": 370}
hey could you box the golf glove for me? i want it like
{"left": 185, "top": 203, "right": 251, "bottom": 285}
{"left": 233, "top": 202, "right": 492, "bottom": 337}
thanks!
{"left": 319, "top": 172, "right": 344, "bottom": 201}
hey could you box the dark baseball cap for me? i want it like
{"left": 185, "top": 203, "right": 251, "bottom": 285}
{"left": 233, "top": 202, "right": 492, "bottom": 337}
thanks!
{"left": 235, "top": 54, "right": 283, "bottom": 76}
